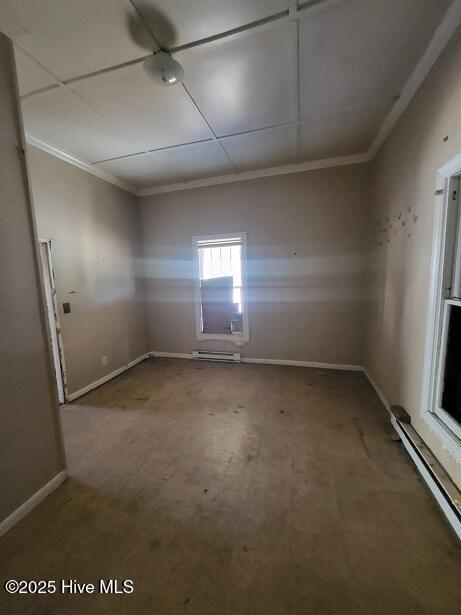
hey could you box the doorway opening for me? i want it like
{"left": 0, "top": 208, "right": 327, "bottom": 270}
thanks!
{"left": 39, "top": 240, "right": 67, "bottom": 403}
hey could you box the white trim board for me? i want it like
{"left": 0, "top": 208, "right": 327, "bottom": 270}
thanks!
{"left": 364, "top": 367, "right": 461, "bottom": 541}
{"left": 28, "top": 134, "right": 371, "bottom": 196}
{"left": 139, "top": 153, "right": 372, "bottom": 196}
{"left": 15, "top": 0, "right": 461, "bottom": 197}
{"left": 241, "top": 357, "right": 362, "bottom": 371}
{"left": 0, "top": 471, "right": 67, "bottom": 539}
{"left": 64, "top": 348, "right": 461, "bottom": 538}
{"left": 192, "top": 232, "right": 250, "bottom": 343}
{"left": 363, "top": 368, "right": 391, "bottom": 414}
{"left": 369, "top": 0, "right": 461, "bottom": 157}
{"left": 66, "top": 353, "right": 150, "bottom": 402}
{"left": 419, "top": 153, "right": 461, "bottom": 462}
{"left": 392, "top": 417, "right": 461, "bottom": 541}
{"left": 26, "top": 136, "right": 137, "bottom": 196}
{"left": 150, "top": 351, "right": 363, "bottom": 371}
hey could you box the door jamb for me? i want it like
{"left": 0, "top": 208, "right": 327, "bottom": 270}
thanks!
{"left": 39, "top": 238, "right": 69, "bottom": 403}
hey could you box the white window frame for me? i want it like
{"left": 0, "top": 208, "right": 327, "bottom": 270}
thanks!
{"left": 433, "top": 299, "right": 461, "bottom": 440}
{"left": 422, "top": 155, "right": 461, "bottom": 460}
{"left": 192, "top": 232, "right": 249, "bottom": 344}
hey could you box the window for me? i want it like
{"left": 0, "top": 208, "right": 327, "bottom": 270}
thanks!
{"left": 193, "top": 233, "right": 248, "bottom": 342}
{"left": 431, "top": 175, "right": 461, "bottom": 439}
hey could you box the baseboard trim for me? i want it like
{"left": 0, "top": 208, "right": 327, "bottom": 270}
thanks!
{"left": 5, "top": 357, "right": 457, "bottom": 542}
{"left": 363, "top": 367, "right": 461, "bottom": 541}
{"left": 242, "top": 357, "right": 363, "bottom": 371}
{"left": 392, "top": 417, "right": 461, "bottom": 541}
{"left": 362, "top": 368, "right": 391, "bottom": 413}
{"left": 67, "top": 353, "right": 150, "bottom": 402}
{"left": 150, "top": 351, "right": 363, "bottom": 371}
{"left": 68, "top": 352, "right": 387, "bottom": 410}
{"left": 0, "top": 470, "right": 67, "bottom": 539}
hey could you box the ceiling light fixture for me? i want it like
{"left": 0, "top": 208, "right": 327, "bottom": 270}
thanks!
{"left": 143, "top": 50, "right": 184, "bottom": 86}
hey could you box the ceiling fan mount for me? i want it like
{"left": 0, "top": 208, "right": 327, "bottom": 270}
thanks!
{"left": 128, "top": 1, "right": 184, "bottom": 87}
{"left": 142, "top": 49, "right": 184, "bottom": 86}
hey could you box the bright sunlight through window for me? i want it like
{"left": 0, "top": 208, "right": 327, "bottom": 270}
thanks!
{"left": 193, "top": 233, "right": 248, "bottom": 341}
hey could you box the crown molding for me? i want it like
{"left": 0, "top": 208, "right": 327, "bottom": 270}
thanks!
{"left": 369, "top": 0, "right": 461, "bottom": 157}
{"left": 23, "top": 7, "right": 454, "bottom": 201}
{"left": 25, "top": 135, "right": 138, "bottom": 195}
{"left": 137, "top": 152, "right": 372, "bottom": 196}
{"left": 25, "top": 133, "right": 372, "bottom": 198}
{"left": 20, "top": 0, "right": 461, "bottom": 198}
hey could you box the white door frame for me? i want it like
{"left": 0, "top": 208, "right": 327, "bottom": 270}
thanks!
{"left": 421, "top": 154, "right": 461, "bottom": 460}
{"left": 39, "top": 239, "right": 68, "bottom": 403}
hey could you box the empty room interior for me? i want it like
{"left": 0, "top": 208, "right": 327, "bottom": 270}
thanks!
{"left": 2, "top": 0, "right": 461, "bottom": 613}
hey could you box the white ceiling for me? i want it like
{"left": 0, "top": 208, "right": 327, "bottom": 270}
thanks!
{"left": 0, "top": 0, "right": 453, "bottom": 191}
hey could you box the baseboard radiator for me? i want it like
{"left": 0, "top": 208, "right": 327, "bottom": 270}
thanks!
{"left": 192, "top": 350, "right": 241, "bottom": 363}
{"left": 390, "top": 406, "right": 461, "bottom": 541}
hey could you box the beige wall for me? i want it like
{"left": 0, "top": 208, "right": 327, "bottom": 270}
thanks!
{"left": 365, "top": 26, "right": 461, "bottom": 487}
{"left": 4, "top": 15, "right": 460, "bottom": 525}
{"left": 28, "top": 146, "right": 148, "bottom": 395}
{"left": 0, "top": 34, "right": 65, "bottom": 522}
{"left": 140, "top": 165, "right": 369, "bottom": 365}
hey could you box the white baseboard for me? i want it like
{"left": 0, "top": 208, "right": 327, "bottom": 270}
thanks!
{"left": 68, "top": 351, "right": 385, "bottom": 408}
{"left": 150, "top": 351, "right": 363, "bottom": 371}
{"left": 392, "top": 417, "right": 461, "bottom": 541}
{"left": 67, "top": 353, "right": 150, "bottom": 402}
{"left": 362, "top": 368, "right": 391, "bottom": 413}
{"left": 242, "top": 357, "right": 363, "bottom": 371}
{"left": 4, "top": 358, "right": 457, "bottom": 542}
{"left": 364, "top": 368, "right": 461, "bottom": 541}
{"left": 0, "top": 470, "right": 67, "bottom": 539}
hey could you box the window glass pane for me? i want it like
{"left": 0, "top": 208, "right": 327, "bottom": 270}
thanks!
{"left": 441, "top": 304, "right": 461, "bottom": 424}
{"left": 198, "top": 239, "right": 243, "bottom": 334}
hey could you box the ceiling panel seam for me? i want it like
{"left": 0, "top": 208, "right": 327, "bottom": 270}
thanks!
{"left": 18, "top": 0, "right": 337, "bottom": 100}
{"left": 92, "top": 138, "right": 216, "bottom": 165}
{"left": 25, "top": 134, "right": 138, "bottom": 194}
{"left": 94, "top": 122, "right": 301, "bottom": 167}
{"left": 137, "top": 152, "right": 373, "bottom": 196}
{"left": 289, "top": 0, "right": 301, "bottom": 159}
{"left": 13, "top": 0, "right": 461, "bottom": 194}
{"left": 297, "top": 0, "right": 343, "bottom": 15}
{"left": 218, "top": 120, "right": 295, "bottom": 140}
{"left": 14, "top": 42, "right": 62, "bottom": 83}
{"left": 169, "top": 9, "right": 289, "bottom": 56}
{"left": 180, "top": 82, "right": 237, "bottom": 173}
{"left": 128, "top": 0, "right": 160, "bottom": 51}
{"left": 20, "top": 84, "right": 60, "bottom": 101}
{"left": 68, "top": 88, "right": 150, "bottom": 157}
{"left": 216, "top": 138, "right": 240, "bottom": 173}
{"left": 127, "top": 0, "right": 230, "bottom": 169}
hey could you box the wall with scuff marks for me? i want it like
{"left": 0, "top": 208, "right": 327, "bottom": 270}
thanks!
{"left": 365, "top": 25, "right": 461, "bottom": 487}
{"left": 140, "top": 164, "right": 370, "bottom": 366}
{"left": 0, "top": 34, "right": 66, "bottom": 523}
{"left": 28, "top": 146, "right": 148, "bottom": 395}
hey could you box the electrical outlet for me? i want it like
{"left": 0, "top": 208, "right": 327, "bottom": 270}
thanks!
{"left": 101, "top": 356, "right": 108, "bottom": 366}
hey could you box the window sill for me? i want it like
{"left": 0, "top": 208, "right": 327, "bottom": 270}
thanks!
{"left": 196, "top": 333, "right": 249, "bottom": 345}
{"left": 421, "top": 410, "right": 461, "bottom": 462}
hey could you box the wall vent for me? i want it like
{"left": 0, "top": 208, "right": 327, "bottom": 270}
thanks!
{"left": 192, "top": 350, "right": 241, "bottom": 363}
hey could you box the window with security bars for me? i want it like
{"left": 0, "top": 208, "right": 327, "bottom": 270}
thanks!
{"left": 193, "top": 233, "right": 248, "bottom": 341}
